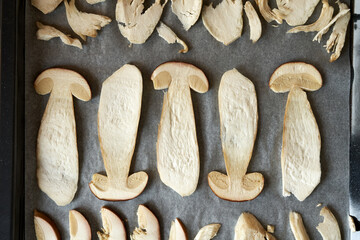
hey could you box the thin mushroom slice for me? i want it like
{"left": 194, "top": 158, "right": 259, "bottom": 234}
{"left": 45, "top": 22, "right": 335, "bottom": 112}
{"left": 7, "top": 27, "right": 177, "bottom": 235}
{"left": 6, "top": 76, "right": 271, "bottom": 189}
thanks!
{"left": 156, "top": 22, "right": 189, "bottom": 53}
{"left": 208, "top": 69, "right": 264, "bottom": 202}
{"left": 316, "top": 207, "right": 341, "bottom": 240}
{"left": 69, "top": 210, "right": 91, "bottom": 240}
{"left": 202, "top": 0, "right": 243, "bottom": 45}
{"left": 31, "top": 0, "right": 62, "bottom": 14}
{"left": 234, "top": 213, "right": 276, "bottom": 240}
{"left": 36, "top": 22, "right": 82, "bottom": 49}
{"left": 34, "top": 210, "right": 61, "bottom": 240}
{"left": 86, "top": 0, "right": 106, "bottom": 4}
{"left": 171, "top": 0, "right": 202, "bottom": 31}
{"left": 116, "top": 0, "right": 168, "bottom": 44}
{"left": 169, "top": 219, "right": 187, "bottom": 240}
{"left": 254, "top": 0, "right": 283, "bottom": 24}
{"left": 98, "top": 207, "right": 126, "bottom": 240}
{"left": 194, "top": 224, "right": 221, "bottom": 240}
{"left": 89, "top": 64, "right": 148, "bottom": 201}
{"left": 275, "top": 0, "right": 320, "bottom": 26}
{"left": 289, "top": 212, "right": 310, "bottom": 240}
{"left": 244, "top": 1, "right": 262, "bottom": 43}
{"left": 131, "top": 205, "right": 160, "bottom": 240}
{"left": 64, "top": 0, "right": 111, "bottom": 41}
{"left": 287, "top": 0, "right": 334, "bottom": 33}
{"left": 35, "top": 68, "right": 91, "bottom": 206}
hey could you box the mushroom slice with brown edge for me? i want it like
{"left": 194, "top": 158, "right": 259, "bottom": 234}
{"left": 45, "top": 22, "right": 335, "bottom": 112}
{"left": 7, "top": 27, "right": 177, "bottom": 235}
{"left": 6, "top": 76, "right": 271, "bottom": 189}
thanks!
{"left": 98, "top": 207, "right": 126, "bottom": 240}
{"left": 202, "top": 0, "right": 243, "bottom": 45}
{"left": 244, "top": 1, "right": 262, "bottom": 43}
{"left": 169, "top": 219, "right": 187, "bottom": 240}
{"left": 254, "top": 0, "right": 283, "bottom": 24}
{"left": 194, "top": 224, "right": 221, "bottom": 240}
{"left": 64, "top": 0, "right": 111, "bottom": 41}
{"left": 316, "top": 207, "right": 341, "bottom": 240}
{"left": 131, "top": 205, "right": 160, "bottom": 240}
{"left": 36, "top": 22, "right": 82, "bottom": 49}
{"left": 171, "top": 0, "right": 202, "bottom": 31}
{"left": 289, "top": 212, "right": 310, "bottom": 240}
{"left": 151, "top": 62, "right": 208, "bottom": 196}
{"left": 156, "top": 22, "right": 189, "bottom": 53}
{"left": 69, "top": 210, "right": 91, "bottom": 240}
{"left": 31, "top": 0, "right": 62, "bottom": 14}
{"left": 34, "top": 210, "right": 61, "bottom": 240}
{"left": 89, "top": 64, "right": 148, "bottom": 201}
{"left": 116, "top": 0, "right": 168, "bottom": 44}
{"left": 234, "top": 213, "right": 276, "bottom": 240}
{"left": 36, "top": 68, "right": 91, "bottom": 206}
{"left": 208, "top": 69, "right": 264, "bottom": 202}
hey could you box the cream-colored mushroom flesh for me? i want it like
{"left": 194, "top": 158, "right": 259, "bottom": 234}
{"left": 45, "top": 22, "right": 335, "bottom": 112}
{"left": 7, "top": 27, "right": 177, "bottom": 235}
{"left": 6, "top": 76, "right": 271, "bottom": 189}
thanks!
{"left": 194, "top": 224, "right": 221, "bottom": 240}
{"left": 156, "top": 22, "right": 188, "bottom": 53}
{"left": 116, "top": 0, "right": 167, "bottom": 44}
{"left": 254, "top": 0, "right": 282, "bottom": 24}
{"left": 208, "top": 69, "right": 264, "bottom": 202}
{"left": 89, "top": 64, "right": 148, "bottom": 200}
{"left": 244, "top": 1, "right": 262, "bottom": 43}
{"left": 64, "top": 0, "right": 111, "bottom": 41}
{"left": 97, "top": 207, "right": 126, "bottom": 240}
{"left": 69, "top": 210, "right": 91, "bottom": 240}
{"left": 131, "top": 205, "right": 160, "bottom": 240}
{"left": 316, "top": 207, "right": 341, "bottom": 240}
{"left": 171, "top": 0, "right": 202, "bottom": 30}
{"left": 275, "top": 0, "right": 320, "bottom": 26}
{"left": 31, "top": 0, "right": 62, "bottom": 14}
{"left": 202, "top": 0, "right": 243, "bottom": 45}
{"left": 86, "top": 0, "right": 106, "bottom": 4}
{"left": 289, "top": 212, "right": 310, "bottom": 240}
{"left": 169, "top": 219, "right": 187, "bottom": 240}
{"left": 234, "top": 213, "right": 276, "bottom": 240}
{"left": 34, "top": 210, "right": 61, "bottom": 240}
{"left": 349, "top": 216, "right": 356, "bottom": 232}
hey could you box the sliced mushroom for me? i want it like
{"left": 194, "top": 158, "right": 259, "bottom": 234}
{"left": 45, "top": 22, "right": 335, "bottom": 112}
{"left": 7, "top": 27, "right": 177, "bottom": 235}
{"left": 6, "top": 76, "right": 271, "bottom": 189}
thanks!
{"left": 36, "top": 22, "right": 82, "bottom": 49}
{"left": 194, "top": 224, "right": 221, "bottom": 240}
{"left": 86, "top": 0, "right": 106, "bottom": 4}
{"left": 156, "top": 22, "right": 188, "bottom": 53}
{"left": 34, "top": 210, "right": 61, "bottom": 240}
{"left": 254, "top": 0, "right": 283, "bottom": 24}
{"left": 234, "top": 213, "right": 276, "bottom": 240}
{"left": 31, "top": 0, "right": 62, "bottom": 14}
{"left": 35, "top": 68, "right": 91, "bottom": 206}
{"left": 171, "top": 0, "right": 202, "bottom": 31}
{"left": 275, "top": 0, "right": 320, "bottom": 26}
{"left": 289, "top": 212, "right": 310, "bottom": 240}
{"left": 202, "top": 0, "right": 243, "bottom": 45}
{"left": 116, "top": 0, "right": 167, "bottom": 44}
{"left": 208, "top": 69, "right": 264, "bottom": 202}
{"left": 169, "top": 219, "right": 187, "bottom": 240}
{"left": 89, "top": 64, "right": 148, "bottom": 201}
{"left": 64, "top": 0, "right": 111, "bottom": 41}
{"left": 98, "top": 207, "right": 126, "bottom": 240}
{"left": 131, "top": 205, "right": 160, "bottom": 240}
{"left": 267, "top": 225, "right": 275, "bottom": 234}
{"left": 244, "top": 1, "right": 262, "bottom": 43}
{"left": 69, "top": 210, "right": 91, "bottom": 240}
{"left": 316, "top": 207, "right": 341, "bottom": 240}
{"left": 349, "top": 216, "right": 356, "bottom": 232}
{"left": 287, "top": 0, "right": 334, "bottom": 33}
{"left": 151, "top": 62, "right": 208, "bottom": 196}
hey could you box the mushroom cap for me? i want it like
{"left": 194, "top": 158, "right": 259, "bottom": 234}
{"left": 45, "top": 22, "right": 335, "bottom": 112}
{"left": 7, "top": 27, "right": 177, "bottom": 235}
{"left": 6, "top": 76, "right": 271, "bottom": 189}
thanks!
{"left": 34, "top": 210, "right": 61, "bottom": 240}
{"left": 269, "top": 62, "right": 322, "bottom": 93}
{"left": 151, "top": 62, "right": 209, "bottom": 93}
{"left": 34, "top": 68, "right": 91, "bottom": 101}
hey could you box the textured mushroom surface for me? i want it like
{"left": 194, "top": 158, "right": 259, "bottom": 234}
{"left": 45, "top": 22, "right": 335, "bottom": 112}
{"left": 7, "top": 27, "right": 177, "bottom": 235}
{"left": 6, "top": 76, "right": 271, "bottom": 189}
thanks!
{"left": 255, "top": 0, "right": 283, "bottom": 24}
{"left": 234, "top": 213, "right": 276, "bottom": 240}
{"left": 316, "top": 207, "right": 341, "bottom": 240}
{"left": 194, "top": 224, "right": 221, "bottom": 240}
{"left": 34, "top": 210, "right": 61, "bottom": 240}
{"left": 156, "top": 22, "right": 188, "bottom": 53}
{"left": 171, "top": 0, "right": 202, "bottom": 30}
{"left": 244, "top": 1, "right": 262, "bottom": 43}
{"left": 275, "top": 0, "right": 320, "bottom": 26}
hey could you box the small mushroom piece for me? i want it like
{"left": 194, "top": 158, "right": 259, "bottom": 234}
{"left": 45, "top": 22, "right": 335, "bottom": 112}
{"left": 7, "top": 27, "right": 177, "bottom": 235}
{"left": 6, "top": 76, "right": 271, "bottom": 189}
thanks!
{"left": 36, "top": 22, "right": 82, "bottom": 49}
{"left": 287, "top": 0, "right": 334, "bottom": 33}
{"left": 275, "top": 0, "right": 320, "bottom": 26}
{"left": 194, "top": 224, "right": 221, "bottom": 240}
{"left": 35, "top": 68, "right": 91, "bottom": 206}
{"left": 116, "top": 0, "right": 167, "bottom": 44}
{"left": 34, "top": 210, "right": 61, "bottom": 240}
{"left": 151, "top": 62, "right": 208, "bottom": 196}
{"left": 64, "top": 0, "right": 111, "bottom": 41}
{"left": 97, "top": 207, "right": 126, "bottom": 240}
{"left": 31, "top": 0, "right": 62, "bottom": 14}
{"left": 89, "top": 64, "right": 148, "bottom": 201}
{"left": 289, "top": 212, "right": 310, "bottom": 240}
{"left": 234, "top": 213, "right": 276, "bottom": 240}
{"left": 86, "top": 0, "right": 106, "bottom": 4}
{"left": 208, "top": 69, "right": 264, "bottom": 202}
{"left": 131, "top": 205, "right": 160, "bottom": 240}
{"left": 156, "top": 22, "right": 189, "bottom": 53}
{"left": 349, "top": 216, "right": 356, "bottom": 232}
{"left": 244, "top": 1, "right": 262, "bottom": 43}
{"left": 202, "top": 0, "right": 243, "bottom": 45}
{"left": 171, "top": 0, "right": 202, "bottom": 31}
{"left": 169, "top": 219, "right": 187, "bottom": 240}
{"left": 267, "top": 225, "right": 275, "bottom": 234}
{"left": 69, "top": 210, "right": 91, "bottom": 240}
{"left": 316, "top": 207, "right": 341, "bottom": 240}
{"left": 254, "top": 0, "right": 283, "bottom": 24}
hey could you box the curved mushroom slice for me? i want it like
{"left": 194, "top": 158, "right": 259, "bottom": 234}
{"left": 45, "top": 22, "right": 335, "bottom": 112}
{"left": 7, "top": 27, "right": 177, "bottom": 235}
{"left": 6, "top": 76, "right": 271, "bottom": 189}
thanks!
{"left": 316, "top": 207, "right": 341, "bottom": 240}
{"left": 275, "top": 0, "right": 320, "bottom": 26}
{"left": 86, "top": 0, "right": 106, "bottom": 4}
{"left": 194, "top": 224, "right": 221, "bottom": 240}
{"left": 208, "top": 69, "right": 264, "bottom": 202}
{"left": 244, "top": 1, "right": 262, "bottom": 43}
{"left": 69, "top": 210, "right": 91, "bottom": 240}
{"left": 98, "top": 207, "right": 126, "bottom": 240}
{"left": 151, "top": 62, "right": 208, "bottom": 196}
{"left": 34, "top": 210, "right": 61, "bottom": 240}
{"left": 116, "top": 0, "right": 167, "bottom": 44}
{"left": 234, "top": 213, "right": 276, "bottom": 240}
{"left": 254, "top": 0, "right": 283, "bottom": 24}
{"left": 35, "top": 68, "right": 91, "bottom": 206}
{"left": 169, "top": 219, "right": 187, "bottom": 240}
{"left": 31, "top": 0, "right": 62, "bottom": 14}
{"left": 171, "top": 0, "right": 202, "bottom": 31}
{"left": 289, "top": 212, "right": 310, "bottom": 240}
{"left": 287, "top": 0, "right": 333, "bottom": 33}
{"left": 131, "top": 205, "right": 160, "bottom": 240}
{"left": 89, "top": 64, "right": 148, "bottom": 201}
{"left": 202, "top": 0, "right": 243, "bottom": 45}
{"left": 64, "top": 0, "right": 111, "bottom": 41}
{"left": 36, "top": 22, "right": 82, "bottom": 49}
{"left": 156, "top": 22, "right": 189, "bottom": 53}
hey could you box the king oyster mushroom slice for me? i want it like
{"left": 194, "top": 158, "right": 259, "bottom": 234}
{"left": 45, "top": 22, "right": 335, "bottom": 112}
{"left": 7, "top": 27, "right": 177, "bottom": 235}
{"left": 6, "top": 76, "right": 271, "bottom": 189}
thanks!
{"left": 64, "top": 0, "right": 111, "bottom": 41}
{"left": 156, "top": 22, "right": 189, "bottom": 53}
{"left": 116, "top": 0, "right": 167, "bottom": 44}
{"left": 287, "top": 0, "right": 334, "bottom": 33}
{"left": 31, "top": 0, "right": 62, "bottom": 14}
{"left": 171, "top": 0, "right": 202, "bottom": 31}
{"left": 202, "top": 0, "right": 243, "bottom": 45}
{"left": 194, "top": 224, "right": 221, "bottom": 240}
{"left": 254, "top": 0, "right": 283, "bottom": 24}
{"left": 234, "top": 213, "right": 276, "bottom": 240}
{"left": 289, "top": 212, "right": 310, "bottom": 240}
{"left": 34, "top": 210, "right": 61, "bottom": 240}
{"left": 208, "top": 69, "right": 264, "bottom": 202}
{"left": 97, "top": 207, "right": 127, "bottom": 240}
{"left": 131, "top": 205, "right": 160, "bottom": 240}
{"left": 69, "top": 210, "right": 91, "bottom": 240}
{"left": 316, "top": 207, "right": 341, "bottom": 240}
{"left": 244, "top": 1, "right": 262, "bottom": 43}
{"left": 169, "top": 219, "right": 187, "bottom": 240}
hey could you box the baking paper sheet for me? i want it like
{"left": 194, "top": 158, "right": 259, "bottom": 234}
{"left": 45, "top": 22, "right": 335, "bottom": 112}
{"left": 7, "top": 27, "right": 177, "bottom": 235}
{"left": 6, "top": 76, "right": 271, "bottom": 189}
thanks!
{"left": 25, "top": 0, "right": 351, "bottom": 238}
